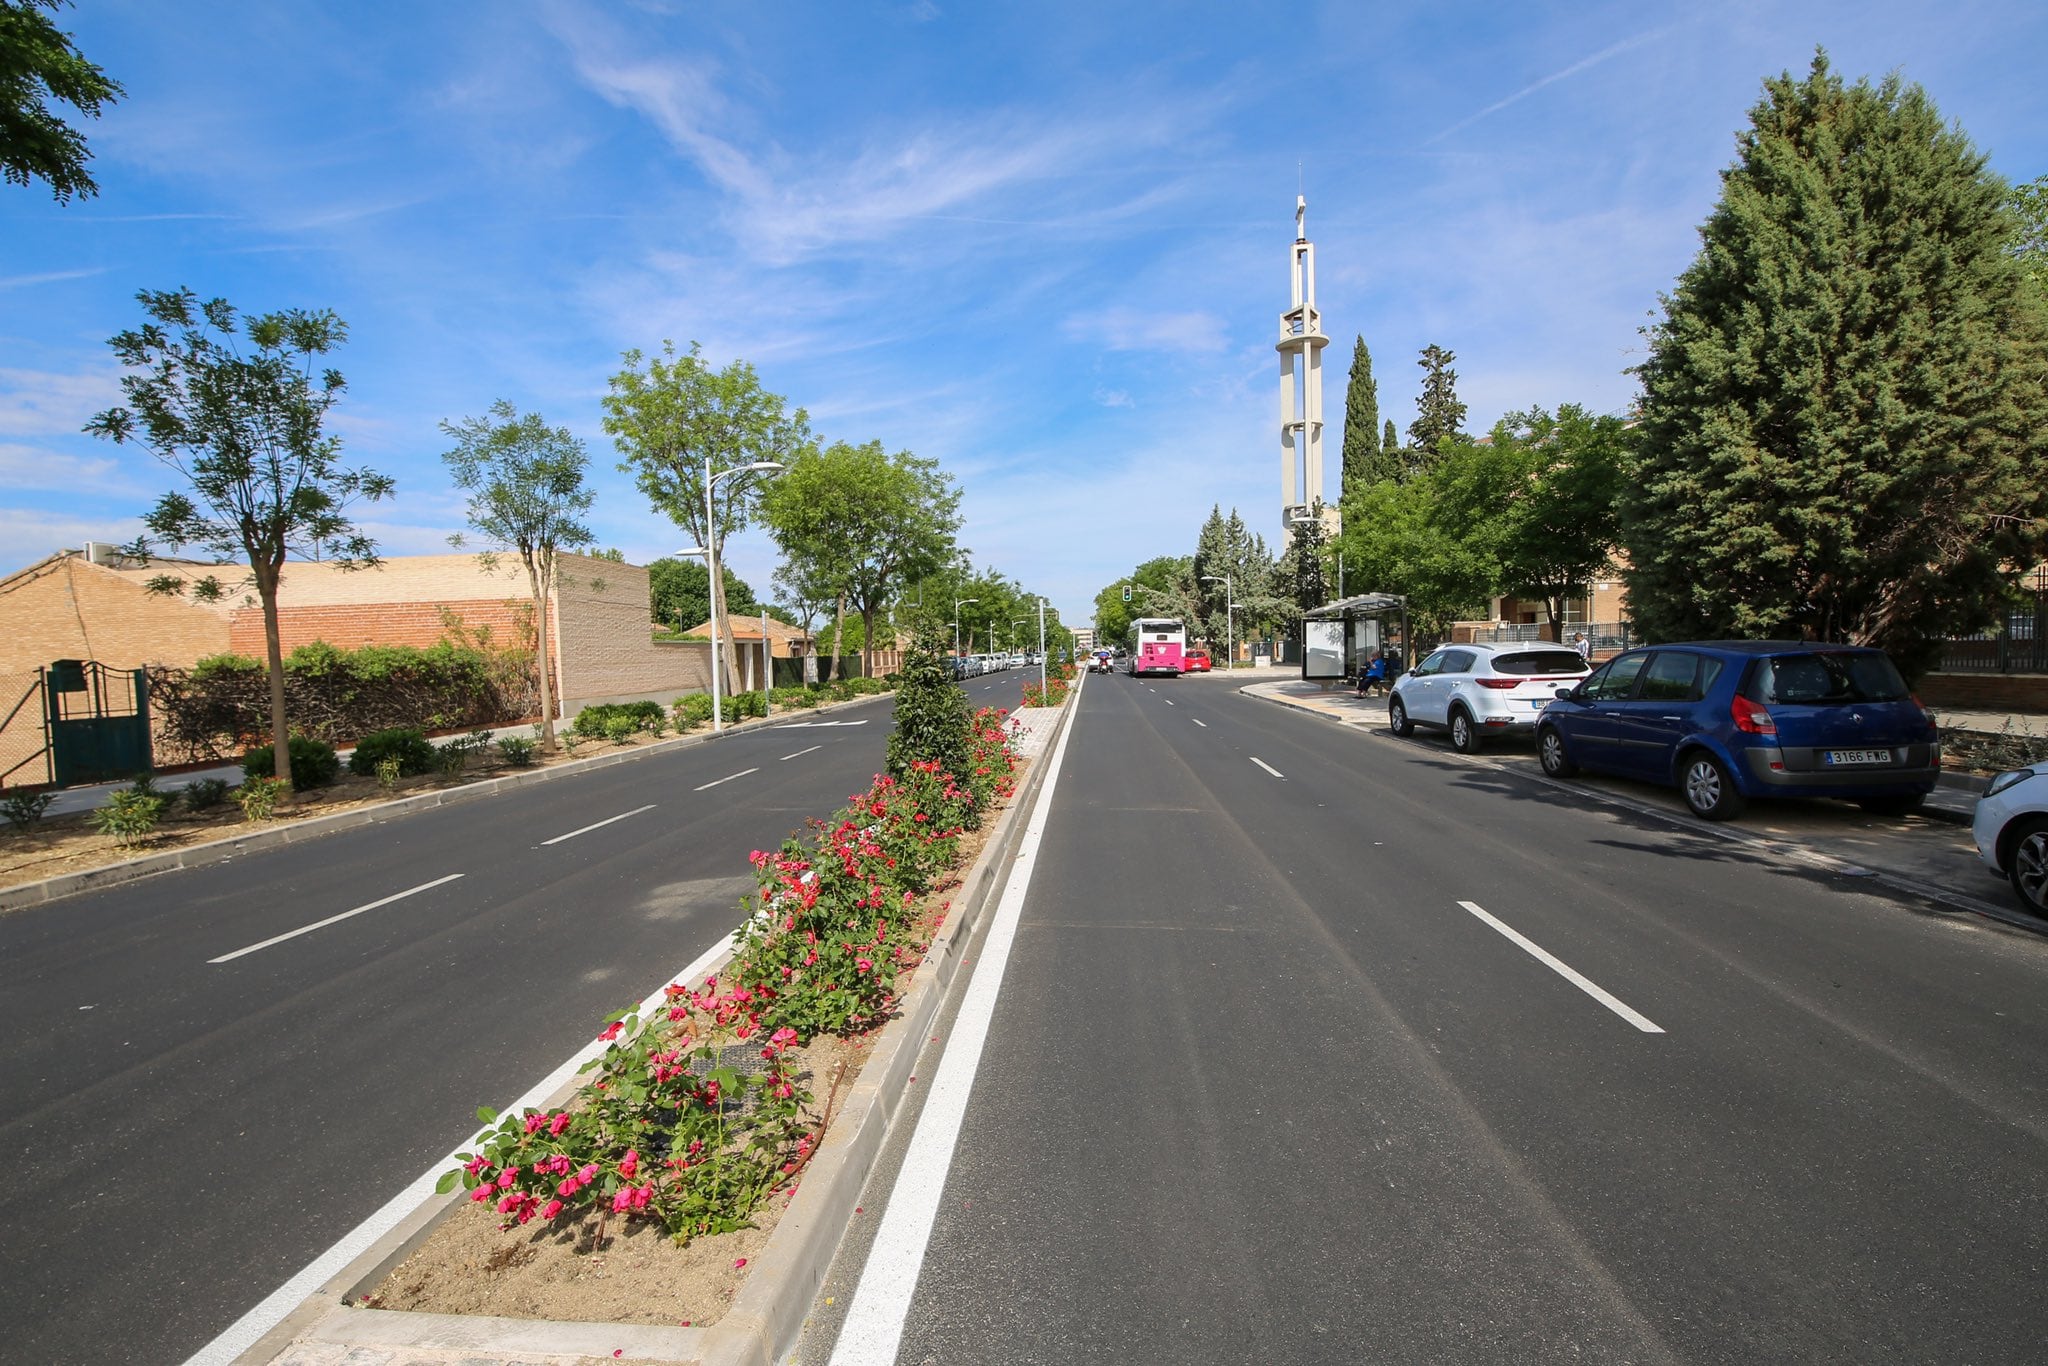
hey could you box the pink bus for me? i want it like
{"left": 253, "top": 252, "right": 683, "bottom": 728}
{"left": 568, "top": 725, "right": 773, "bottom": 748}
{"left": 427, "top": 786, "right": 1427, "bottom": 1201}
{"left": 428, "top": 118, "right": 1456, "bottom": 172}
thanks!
{"left": 1126, "top": 617, "right": 1186, "bottom": 677}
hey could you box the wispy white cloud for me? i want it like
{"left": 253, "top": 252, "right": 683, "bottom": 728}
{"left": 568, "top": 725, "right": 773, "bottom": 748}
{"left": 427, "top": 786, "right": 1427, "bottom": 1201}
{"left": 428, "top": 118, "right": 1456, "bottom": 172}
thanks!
{"left": 0, "top": 268, "right": 109, "bottom": 291}
{"left": 1428, "top": 29, "right": 1671, "bottom": 145}
{"left": 0, "top": 366, "right": 123, "bottom": 437}
{"left": 0, "top": 443, "right": 131, "bottom": 492}
{"left": 1066, "top": 307, "right": 1229, "bottom": 356}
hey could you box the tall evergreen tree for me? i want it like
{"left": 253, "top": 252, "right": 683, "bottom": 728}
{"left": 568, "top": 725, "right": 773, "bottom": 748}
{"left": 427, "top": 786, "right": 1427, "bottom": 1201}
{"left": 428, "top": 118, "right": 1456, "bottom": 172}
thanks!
{"left": 1407, "top": 344, "right": 1467, "bottom": 465}
{"left": 1340, "top": 336, "right": 1394, "bottom": 492}
{"left": 1622, "top": 52, "right": 2048, "bottom": 672}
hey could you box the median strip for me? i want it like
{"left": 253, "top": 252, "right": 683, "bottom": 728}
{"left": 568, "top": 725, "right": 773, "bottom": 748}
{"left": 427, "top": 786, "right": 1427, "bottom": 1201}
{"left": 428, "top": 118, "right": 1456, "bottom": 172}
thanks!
{"left": 538, "top": 803, "right": 657, "bottom": 846}
{"left": 208, "top": 874, "right": 466, "bottom": 964}
{"left": 1457, "top": 900, "right": 1664, "bottom": 1034}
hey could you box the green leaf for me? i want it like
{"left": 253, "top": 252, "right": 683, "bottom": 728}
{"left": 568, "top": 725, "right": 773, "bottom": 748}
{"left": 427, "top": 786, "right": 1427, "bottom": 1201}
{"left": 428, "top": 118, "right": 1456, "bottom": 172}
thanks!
{"left": 435, "top": 1170, "right": 460, "bottom": 1195}
{"left": 476, "top": 1106, "right": 498, "bottom": 1123}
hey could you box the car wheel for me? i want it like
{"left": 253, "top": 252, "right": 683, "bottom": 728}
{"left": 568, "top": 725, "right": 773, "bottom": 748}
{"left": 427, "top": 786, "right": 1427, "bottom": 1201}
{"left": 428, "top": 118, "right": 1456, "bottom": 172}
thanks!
{"left": 1539, "top": 726, "right": 1577, "bottom": 778}
{"left": 1856, "top": 793, "right": 1926, "bottom": 817}
{"left": 1388, "top": 697, "right": 1413, "bottom": 737}
{"left": 2005, "top": 817, "right": 2048, "bottom": 917}
{"left": 1449, "top": 707, "right": 1478, "bottom": 754}
{"left": 1680, "top": 750, "right": 1745, "bottom": 821}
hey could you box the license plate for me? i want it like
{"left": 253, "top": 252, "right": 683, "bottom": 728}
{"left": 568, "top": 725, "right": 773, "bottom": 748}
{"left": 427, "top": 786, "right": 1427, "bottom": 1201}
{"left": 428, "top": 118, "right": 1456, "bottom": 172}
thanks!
{"left": 1826, "top": 749, "right": 1891, "bottom": 765}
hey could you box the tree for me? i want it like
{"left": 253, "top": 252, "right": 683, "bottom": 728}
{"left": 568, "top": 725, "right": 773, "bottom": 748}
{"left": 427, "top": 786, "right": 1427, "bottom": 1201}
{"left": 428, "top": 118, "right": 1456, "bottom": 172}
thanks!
{"left": 649, "top": 558, "right": 758, "bottom": 633}
{"left": 2009, "top": 173, "right": 2047, "bottom": 307}
{"left": 1622, "top": 53, "right": 2048, "bottom": 673}
{"left": 440, "top": 401, "right": 595, "bottom": 752}
{"left": 1274, "top": 501, "right": 1331, "bottom": 622}
{"left": 1340, "top": 336, "right": 1396, "bottom": 492}
{"left": 758, "top": 438, "right": 960, "bottom": 678}
{"left": 85, "top": 288, "right": 392, "bottom": 786}
{"left": 1, "top": 0, "right": 122, "bottom": 202}
{"left": 885, "top": 616, "right": 972, "bottom": 794}
{"left": 603, "top": 341, "right": 809, "bottom": 690}
{"left": 1407, "top": 343, "right": 1467, "bottom": 469}
{"left": 1336, "top": 477, "right": 1489, "bottom": 643}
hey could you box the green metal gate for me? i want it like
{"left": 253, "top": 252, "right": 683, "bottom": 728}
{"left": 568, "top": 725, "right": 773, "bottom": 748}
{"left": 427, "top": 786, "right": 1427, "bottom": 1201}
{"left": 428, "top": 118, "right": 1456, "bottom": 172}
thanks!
{"left": 45, "top": 660, "right": 153, "bottom": 787}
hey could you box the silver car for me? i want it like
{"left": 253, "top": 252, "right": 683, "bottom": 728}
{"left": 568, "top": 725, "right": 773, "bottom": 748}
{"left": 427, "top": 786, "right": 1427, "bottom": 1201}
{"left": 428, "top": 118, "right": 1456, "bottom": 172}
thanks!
{"left": 1389, "top": 643, "right": 1592, "bottom": 753}
{"left": 1972, "top": 762, "right": 2048, "bottom": 916}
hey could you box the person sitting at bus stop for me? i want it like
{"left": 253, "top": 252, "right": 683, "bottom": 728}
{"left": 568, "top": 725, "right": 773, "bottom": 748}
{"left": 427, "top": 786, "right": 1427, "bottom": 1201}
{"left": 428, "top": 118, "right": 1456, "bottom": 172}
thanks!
{"left": 1357, "top": 651, "right": 1387, "bottom": 697}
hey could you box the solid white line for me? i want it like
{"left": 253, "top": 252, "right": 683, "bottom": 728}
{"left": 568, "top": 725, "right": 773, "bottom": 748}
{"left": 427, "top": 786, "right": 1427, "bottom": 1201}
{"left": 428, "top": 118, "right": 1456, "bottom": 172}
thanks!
{"left": 829, "top": 667, "right": 1079, "bottom": 1366}
{"left": 207, "top": 874, "right": 466, "bottom": 963}
{"left": 771, "top": 719, "right": 870, "bottom": 729}
{"left": 538, "top": 803, "right": 656, "bottom": 846}
{"left": 1193, "top": 719, "right": 1208, "bottom": 728}
{"left": 1250, "top": 756, "right": 1284, "bottom": 778}
{"left": 694, "top": 767, "right": 760, "bottom": 791}
{"left": 1457, "top": 900, "right": 1665, "bottom": 1034}
{"left": 780, "top": 745, "right": 822, "bottom": 761}
{"left": 182, "top": 931, "right": 741, "bottom": 1366}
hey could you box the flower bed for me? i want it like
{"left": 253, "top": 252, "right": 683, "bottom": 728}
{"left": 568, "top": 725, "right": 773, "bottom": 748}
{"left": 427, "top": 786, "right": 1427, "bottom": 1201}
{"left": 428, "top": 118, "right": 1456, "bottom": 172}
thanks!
{"left": 368, "top": 706, "right": 1024, "bottom": 1325}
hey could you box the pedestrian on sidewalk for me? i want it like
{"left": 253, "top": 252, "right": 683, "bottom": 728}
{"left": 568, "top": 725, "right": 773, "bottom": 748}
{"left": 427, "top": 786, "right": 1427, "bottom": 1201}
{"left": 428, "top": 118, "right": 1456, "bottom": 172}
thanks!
{"left": 1573, "top": 631, "right": 1591, "bottom": 663}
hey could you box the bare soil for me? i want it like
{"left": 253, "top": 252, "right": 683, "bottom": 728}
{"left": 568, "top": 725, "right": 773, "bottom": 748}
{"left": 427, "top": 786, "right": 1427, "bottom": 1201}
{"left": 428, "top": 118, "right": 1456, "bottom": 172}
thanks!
{"left": 0, "top": 716, "right": 792, "bottom": 899}
{"left": 354, "top": 798, "right": 1009, "bottom": 1329}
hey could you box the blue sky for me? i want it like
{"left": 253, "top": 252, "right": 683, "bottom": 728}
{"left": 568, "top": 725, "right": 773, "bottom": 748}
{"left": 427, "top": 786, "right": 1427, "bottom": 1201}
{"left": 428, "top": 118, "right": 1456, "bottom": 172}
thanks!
{"left": 4, "top": 1, "right": 2044, "bottom": 626}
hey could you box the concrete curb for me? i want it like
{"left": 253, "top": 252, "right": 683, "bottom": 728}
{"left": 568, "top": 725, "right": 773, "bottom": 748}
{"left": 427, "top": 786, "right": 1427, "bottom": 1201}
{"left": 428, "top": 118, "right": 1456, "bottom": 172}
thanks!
{"left": 0, "top": 693, "right": 894, "bottom": 916}
{"left": 245, "top": 687, "right": 1079, "bottom": 1366}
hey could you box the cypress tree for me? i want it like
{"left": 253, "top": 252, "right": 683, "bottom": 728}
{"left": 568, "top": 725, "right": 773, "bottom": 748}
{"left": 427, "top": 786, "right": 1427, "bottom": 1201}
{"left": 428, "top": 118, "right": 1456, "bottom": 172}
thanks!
{"left": 1622, "top": 52, "right": 2048, "bottom": 672}
{"left": 1341, "top": 336, "right": 1394, "bottom": 490}
{"left": 885, "top": 616, "right": 972, "bottom": 788}
{"left": 1407, "top": 344, "right": 1467, "bottom": 462}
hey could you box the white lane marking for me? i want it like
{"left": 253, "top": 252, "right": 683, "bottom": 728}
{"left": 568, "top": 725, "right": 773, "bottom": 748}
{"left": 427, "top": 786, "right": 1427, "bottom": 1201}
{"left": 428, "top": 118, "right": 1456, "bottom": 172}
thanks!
{"left": 1165, "top": 699, "right": 1175, "bottom": 706}
{"left": 829, "top": 663, "right": 1079, "bottom": 1366}
{"left": 780, "top": 745, "right": 822, "bottom": 762}
{"left": 1457, "top": 900, "right": 1665, "bottom": 1034}
{"left": 1251, "top": 757, "right": 1284, "bottom": 778}
{"left": 694, "top": 767, "right": 760, "bottom": 791}
{"left": 539, "top": 803, "right": 657, "bottom": 846}
{"left": 182, "top": 931, "right": 739, "bottom": 1366}
{"left": 772, "top": 719, "right": 871, "bottom": 729}
{"left": 1193, "top": 719, "right": 1208, "bottom": 728}
{"left": 208, "top": 874, "right": 466, "bottom": 964}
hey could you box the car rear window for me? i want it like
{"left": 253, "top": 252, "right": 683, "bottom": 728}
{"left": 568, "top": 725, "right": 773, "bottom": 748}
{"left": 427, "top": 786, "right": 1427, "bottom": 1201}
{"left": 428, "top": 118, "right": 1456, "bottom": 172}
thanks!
{"left": 1491, "top": 649, "right": 1587, "bottom": 677}
{"left": 1756, "top": 651, "right": 1909, "bottom": 705}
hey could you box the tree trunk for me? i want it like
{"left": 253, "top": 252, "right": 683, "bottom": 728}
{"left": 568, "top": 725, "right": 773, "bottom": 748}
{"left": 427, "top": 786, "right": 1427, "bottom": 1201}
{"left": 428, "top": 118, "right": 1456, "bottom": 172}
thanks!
{"left": 527, "top": 551, "right": 557, "bottom": 751}
{"left": 832, "top": 593, "right": 847, "bottom": 683}
{"left": 861, "top": 606, "right": 878, "bottom": 678}
{"left": 256, "top": 564, "right": 291, "bottom": 789}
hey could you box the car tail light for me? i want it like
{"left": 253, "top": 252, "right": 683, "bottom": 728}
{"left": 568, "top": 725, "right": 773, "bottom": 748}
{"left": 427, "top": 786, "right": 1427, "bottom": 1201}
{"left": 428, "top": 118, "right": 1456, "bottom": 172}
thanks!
{"left": 1475, "top": 678, "right": 1520, "bottom": 689}
{"left": 1731, "top": 694, "right": 1776, "bottom": 735}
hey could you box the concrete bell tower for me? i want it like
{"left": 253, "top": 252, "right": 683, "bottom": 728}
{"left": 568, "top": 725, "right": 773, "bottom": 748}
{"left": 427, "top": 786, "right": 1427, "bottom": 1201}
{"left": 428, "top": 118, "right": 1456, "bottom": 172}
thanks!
{"left": 1278, "top": 195, "right": 1335, "bottom": 541}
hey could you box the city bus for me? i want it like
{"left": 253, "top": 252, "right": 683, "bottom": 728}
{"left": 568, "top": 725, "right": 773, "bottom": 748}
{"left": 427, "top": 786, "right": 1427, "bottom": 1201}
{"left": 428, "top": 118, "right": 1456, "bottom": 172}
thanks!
{"left": 1125, "top": 617, "right": 1187, "bottom": 677}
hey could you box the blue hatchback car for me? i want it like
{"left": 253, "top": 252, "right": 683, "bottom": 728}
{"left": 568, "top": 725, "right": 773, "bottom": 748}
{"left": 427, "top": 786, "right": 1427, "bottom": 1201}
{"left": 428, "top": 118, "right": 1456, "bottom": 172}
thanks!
{"left": 1535, "top": 641, "right": 1940, "bottom": 820}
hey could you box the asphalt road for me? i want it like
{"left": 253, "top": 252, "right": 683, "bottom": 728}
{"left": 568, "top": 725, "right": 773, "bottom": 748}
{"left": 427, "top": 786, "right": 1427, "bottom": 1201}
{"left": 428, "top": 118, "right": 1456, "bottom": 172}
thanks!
{"left": 812, "top": 670, "right": 2048, "bottom": 1365}
{"left": 0, "top": 672, "right": 1031, "bottom": 1366}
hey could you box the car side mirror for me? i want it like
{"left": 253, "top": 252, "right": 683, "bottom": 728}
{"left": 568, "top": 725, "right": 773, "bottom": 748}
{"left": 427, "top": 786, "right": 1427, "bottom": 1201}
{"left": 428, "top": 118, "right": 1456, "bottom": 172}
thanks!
{"left": 1555, "top": 686, "right": 1578, "bottom": 702}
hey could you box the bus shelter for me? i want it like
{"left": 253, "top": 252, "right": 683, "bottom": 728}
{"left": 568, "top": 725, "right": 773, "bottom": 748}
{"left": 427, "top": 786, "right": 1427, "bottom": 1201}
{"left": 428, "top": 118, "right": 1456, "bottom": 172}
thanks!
{"left": 1300, "top": 593, "right": 1410, "bottom": 684}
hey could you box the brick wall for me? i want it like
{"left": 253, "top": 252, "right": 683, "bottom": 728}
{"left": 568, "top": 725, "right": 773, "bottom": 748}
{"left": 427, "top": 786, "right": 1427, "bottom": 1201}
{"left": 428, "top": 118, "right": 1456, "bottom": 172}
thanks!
{"left": 227, "top": 598, "right": 540, "bottom": 655}
{"left": 554, "top": 557, "right": 713, "bottom": 711}
{"left": 1917, "top": 672, "right": 2048, "bottom": 714}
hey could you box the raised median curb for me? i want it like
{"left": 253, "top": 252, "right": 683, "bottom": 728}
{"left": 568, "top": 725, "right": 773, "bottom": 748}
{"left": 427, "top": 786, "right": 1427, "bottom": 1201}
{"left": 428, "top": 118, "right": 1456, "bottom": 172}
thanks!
{"left": 0, "top": 692, "right": 894, "bottom": 916}
{"left": 240, "top": 681, "right": 1081, "bottom": 1366}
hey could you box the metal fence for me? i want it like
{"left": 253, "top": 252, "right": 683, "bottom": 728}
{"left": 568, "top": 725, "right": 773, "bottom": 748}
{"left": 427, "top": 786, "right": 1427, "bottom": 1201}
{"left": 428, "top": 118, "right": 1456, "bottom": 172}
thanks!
{"left": 1940, "top": 600, "right": 2048, "bottom": 674}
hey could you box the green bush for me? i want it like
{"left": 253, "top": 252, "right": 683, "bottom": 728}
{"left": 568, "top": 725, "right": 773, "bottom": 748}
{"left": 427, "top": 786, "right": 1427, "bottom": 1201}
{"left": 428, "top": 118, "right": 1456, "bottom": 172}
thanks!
{"left": 773, "top": 686, "right": 817, "bottom": 710}
{"left": 92, "top": 790, "right": 167, "bottom": 846}
{"left": 243, "top": 736, "right": 341, "bottom": 789}
{"left": 574, "top": 700, "right": 667, "bottom": 738}
{"left": 602, "top": 714, "right": 639, "bottom": 743}
{"left": 182, "top": 778, "right": 232, "bottom": 811}
{"left": 437, "top": 730, "right": 493, "bottom": 774}
{"left": 348, "top": 726, "right": 438, "bottom": 778}
{"left": 887, "top": 620, "right": 973, "bottom": 786}
{"left": 2, "top": 791, "right": 55, "bottom": 830}
{"left": 497, "top": 736, "right": 537, "bottom": 767}
{"left": 236, "top": 776, "right": 285, "bottom": 821}
{"left": 675, "top": 693, "right": 714, "bottom": 727}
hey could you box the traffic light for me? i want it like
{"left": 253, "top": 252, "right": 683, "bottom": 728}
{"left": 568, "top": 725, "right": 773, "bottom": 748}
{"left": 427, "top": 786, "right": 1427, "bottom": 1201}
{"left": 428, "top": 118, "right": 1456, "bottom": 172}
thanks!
{"left": 1121, "top": 584, "right": 1131, "bottom": 603}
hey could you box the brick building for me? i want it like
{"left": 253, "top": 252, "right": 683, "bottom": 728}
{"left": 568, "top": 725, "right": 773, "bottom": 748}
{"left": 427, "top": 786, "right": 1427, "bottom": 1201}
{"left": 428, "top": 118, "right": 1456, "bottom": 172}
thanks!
{"left": 0, "top": 546, "right": 713, "bottom": 785}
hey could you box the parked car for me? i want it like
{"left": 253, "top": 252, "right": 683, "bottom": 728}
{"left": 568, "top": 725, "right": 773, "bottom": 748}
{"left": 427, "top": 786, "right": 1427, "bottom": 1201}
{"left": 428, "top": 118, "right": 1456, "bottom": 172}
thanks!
{"left": 1971, "top": 763, "right": 2048, "bottom": 916}
{"left": 1184, "top": 649, "right": 1213, "bottom": 673}
{"left": 1388, "top": 643, "right": 1591, "bottom": 752}
{"left": 1535, "top": 641, "right": 1939, "bottom": 821}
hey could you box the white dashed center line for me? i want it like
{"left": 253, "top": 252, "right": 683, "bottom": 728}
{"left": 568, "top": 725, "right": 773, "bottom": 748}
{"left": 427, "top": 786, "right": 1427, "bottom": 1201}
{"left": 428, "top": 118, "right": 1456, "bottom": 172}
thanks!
{"left": 780, "top": 745, "right": 822, "bottom": 761}
{"left": 695, "top": 767, "right": 760, "bottom": 791}
{"left": 209, "top": 874, "right": 466, "bottom": 963}
{"left": 1457, "top": 900, "right": 1665, "bottom": 1034}
{"left": 1250, "top": 757, "right": 1284, "bottom": 778}
{"left": 540, "top": 804, "right": 657, "bottom": 846}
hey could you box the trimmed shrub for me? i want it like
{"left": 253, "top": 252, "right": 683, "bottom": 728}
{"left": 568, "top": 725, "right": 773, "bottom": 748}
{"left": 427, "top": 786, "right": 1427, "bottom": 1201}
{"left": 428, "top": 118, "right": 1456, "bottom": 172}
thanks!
{"left": 348, "top": 726, "right": 437, "bottom": 778}
{"left": 236, "top": 776, "right": 285, "bottom": 821}
{"left": 243, "top": 736, "right": 341, "bottom": 789}
{"left": 497, "top": 736, "right": 537, "bottom": 767}
{"left": 773, "top": 687, "right": 817, "bottom": 710}
{"left": 573, "top": 700, "right": 666, "bottom": 738}
{"left": 92, "top": 790, "right": 167, "bottom": 846}
{"left": 676, "top": 693, "right": 714, "bottom": 727}
{"left": 182, "top": 778, "right": 232, "bottom": 811}
{"left": 602, "top": 714, "right": 638, "bottom": 743}
{"left": 2, "top": 791, "right": 55, "bottom": 830}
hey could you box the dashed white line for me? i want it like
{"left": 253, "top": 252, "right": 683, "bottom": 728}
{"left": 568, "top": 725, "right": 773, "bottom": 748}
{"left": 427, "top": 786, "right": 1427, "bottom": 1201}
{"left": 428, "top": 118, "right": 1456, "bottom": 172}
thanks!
{"left": 1250, "top": 757, "right": 1284, "bottom": 778}
{"left": 208, "top": 873, "right": 466, "bottom": 963}
{"left": 540, "top": 803, "right": 657, "bottom": 846}
{"left": 1457, "top": 900, "right": 1665, "bottom": 1034}
{"left": 1193, "top": 719, "right": 1208, "bottom": 728}
{"left": 1165, "top": 699, "right": 1175, "bottom": 706}
{"left": 780, "top": 745, "right": 822, "bottom": 762}
{"left": 695, "top": 767, "right": 760, "bottom": 791}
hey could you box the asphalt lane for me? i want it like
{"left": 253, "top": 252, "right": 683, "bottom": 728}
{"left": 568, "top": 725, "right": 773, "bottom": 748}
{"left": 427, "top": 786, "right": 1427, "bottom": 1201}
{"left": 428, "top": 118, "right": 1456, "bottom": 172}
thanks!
{"left": 858, "top": 672, "right": 2048, "bottom": 1365}
{"left": 0, "top": 674, "right": 1030, "bottom": 1366}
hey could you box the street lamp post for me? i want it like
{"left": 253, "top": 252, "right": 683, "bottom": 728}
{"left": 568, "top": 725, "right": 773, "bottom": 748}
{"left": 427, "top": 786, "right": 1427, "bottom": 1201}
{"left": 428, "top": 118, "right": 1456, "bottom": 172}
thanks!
{"left": 1201, "top": 574, "right": 1236, "bottom": 671}
{"left": 702, "top": 458, "right": 786, "bottom": 732}
{"left": 1010, "top": 620, "right": 1028, "bottom": 662}
{"left": 1036, "top": 599, "right": 1053, "bottom": 695}
{"left": 954, "top": 596, "right": 979, "bottom": 666}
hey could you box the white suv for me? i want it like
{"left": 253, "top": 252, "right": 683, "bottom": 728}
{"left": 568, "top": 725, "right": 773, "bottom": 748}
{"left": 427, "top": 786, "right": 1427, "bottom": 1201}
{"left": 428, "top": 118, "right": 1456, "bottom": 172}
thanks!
{"left": 1388, "top": 642, "right": 1591, "bottom": 753}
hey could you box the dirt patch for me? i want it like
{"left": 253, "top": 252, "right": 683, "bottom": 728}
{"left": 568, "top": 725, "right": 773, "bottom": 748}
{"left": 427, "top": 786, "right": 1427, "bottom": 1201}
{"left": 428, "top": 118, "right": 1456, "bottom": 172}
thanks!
{"left": 354, "top": 790, "right": 1011, "bottom": 1329}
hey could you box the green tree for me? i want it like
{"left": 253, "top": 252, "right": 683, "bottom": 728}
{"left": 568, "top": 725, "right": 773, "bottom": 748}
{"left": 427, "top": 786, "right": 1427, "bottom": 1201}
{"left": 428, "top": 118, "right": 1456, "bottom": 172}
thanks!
{"left": 1, "top": 0, "right": 122, "bottom": 202}
{"left": 1337, "top": 478, "right": 1489, "bottom": 643}
{"left": 649, "top": 558, "right": 758, "bottom": 633}
{"left": 1407, "top": 343, "right": 1467, "bottom": 471}
{"left": 1274, "top": 502, "right": 1331, "bottom": 622}
{"left": 1341, "top": 335, "right": 1396, "bottom": 492}
{"left": 86, "top": 289, "right": 392, "bottom": 787}
{"left": 603, "top": 340, "right": 809, "bottom": 689}
{"left": 758, "top": 438, "right": 960, "bottom": 678}
{"left": 440, "top": 400, "right": 595, "bottom": 752}
{"left": 885, "top": 616, "right": 973, "bottom": 796}
{"left": 2009, "top": 173, "right": 2047, "bottom": 306}
{"left": 1623, "top": 53, "right": 2048, "bottom": 672}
